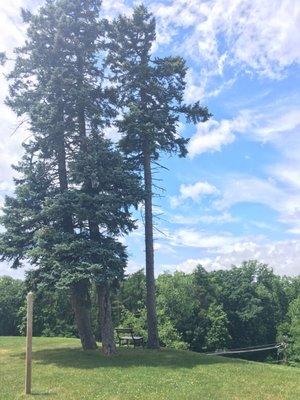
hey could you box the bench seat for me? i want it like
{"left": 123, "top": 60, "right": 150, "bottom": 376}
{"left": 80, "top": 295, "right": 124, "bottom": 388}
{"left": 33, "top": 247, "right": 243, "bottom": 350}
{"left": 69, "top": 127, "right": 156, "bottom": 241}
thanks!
{"left": 116, "top": 328, "right": 144, "bottom": 348}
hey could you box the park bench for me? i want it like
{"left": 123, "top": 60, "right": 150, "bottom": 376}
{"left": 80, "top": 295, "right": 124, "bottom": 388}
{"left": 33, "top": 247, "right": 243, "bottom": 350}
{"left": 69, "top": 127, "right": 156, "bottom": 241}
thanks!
{"left": 115, "top": 328, "right": 144, "bottom": 348}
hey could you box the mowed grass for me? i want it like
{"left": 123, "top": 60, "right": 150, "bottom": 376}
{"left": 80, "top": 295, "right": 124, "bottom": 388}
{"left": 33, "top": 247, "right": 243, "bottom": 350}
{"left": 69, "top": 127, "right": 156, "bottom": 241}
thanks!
{"left": 0, "top": 337, "right": 299, "bottom": 400}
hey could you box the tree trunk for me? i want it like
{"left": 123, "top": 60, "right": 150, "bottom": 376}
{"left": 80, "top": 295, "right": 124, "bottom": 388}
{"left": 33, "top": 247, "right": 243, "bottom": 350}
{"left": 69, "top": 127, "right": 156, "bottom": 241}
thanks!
{"left": 97, "top": 283, "right": 117, "bottom": 356}
{"left": 143, "top": 149, "right": 160, "bottom": 349}
{"left": 55, "top": 103, "right": 74, "bottom": 234}
{"left": 71, "top": 282, "right": 97, "bottom": 350}
{"left": 55, "top": 102, "right": 97, "bottom": 350}
{"left": 75, "top": 53, "right": 117, "bottom": 354}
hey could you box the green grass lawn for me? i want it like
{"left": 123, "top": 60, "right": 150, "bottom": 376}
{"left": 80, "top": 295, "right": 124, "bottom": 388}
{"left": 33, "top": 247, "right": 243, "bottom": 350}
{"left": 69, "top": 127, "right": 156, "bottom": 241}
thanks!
{"left": 0, "top": 337, "right": 299, "bottom": 400}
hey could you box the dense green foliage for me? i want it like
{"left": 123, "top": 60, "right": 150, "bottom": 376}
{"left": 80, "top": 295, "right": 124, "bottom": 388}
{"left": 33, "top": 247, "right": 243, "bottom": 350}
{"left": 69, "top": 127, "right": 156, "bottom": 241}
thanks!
{"left": 277, "top": 295, "right": 300, "bottom": 363}
{"left": 1, "top": 261, "right": 298, "bottom": 363}
{"left": 0, "top": 276, "right": 76, "bottom": 338}
{"left": 0, "top": 277, "right": 24, "bottom": 336}
{"left": 1, "top": 337, "right": 300, "bottom": 400}
{"left": 289, "top": 296, "right": 300, "bottom": 362}
{"left": 116, "top": 261, "right": 300, "bottom": 362}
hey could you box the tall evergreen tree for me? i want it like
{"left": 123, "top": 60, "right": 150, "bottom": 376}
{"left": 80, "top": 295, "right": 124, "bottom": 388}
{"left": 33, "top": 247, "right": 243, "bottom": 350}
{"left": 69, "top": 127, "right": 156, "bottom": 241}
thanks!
{"left": 0, "top": 0, "right": 142, "bottom": 354}
{"left": 105, "top": 5, "right": 211, "bottom": 348}
{"left": 288, "top": 296, "right": 300, "bottom": 362}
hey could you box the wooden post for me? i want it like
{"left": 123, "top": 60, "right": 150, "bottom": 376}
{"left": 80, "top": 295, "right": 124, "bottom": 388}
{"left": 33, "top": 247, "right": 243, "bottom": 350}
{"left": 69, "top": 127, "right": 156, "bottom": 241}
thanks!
{"left": 25, "top": 291, "right": 33, "bottom": 395}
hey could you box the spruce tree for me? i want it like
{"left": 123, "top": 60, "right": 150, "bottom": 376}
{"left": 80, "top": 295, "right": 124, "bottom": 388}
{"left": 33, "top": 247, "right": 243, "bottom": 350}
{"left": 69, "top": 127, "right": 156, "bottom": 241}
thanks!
{"left": 0, "top": 0, "right": 142, "bottom": 354}
{"left": 105, "top": 5, "right": 211, "bottom": 348}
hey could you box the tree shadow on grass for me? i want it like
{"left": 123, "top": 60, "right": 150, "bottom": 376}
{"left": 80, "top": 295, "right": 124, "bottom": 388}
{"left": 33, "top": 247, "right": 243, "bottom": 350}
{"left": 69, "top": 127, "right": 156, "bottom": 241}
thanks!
{"left": 30, "top": 392, "right": 57, "bottom": 397}
{"left": 13, "top": 347, "right": 244, "bottom": 370}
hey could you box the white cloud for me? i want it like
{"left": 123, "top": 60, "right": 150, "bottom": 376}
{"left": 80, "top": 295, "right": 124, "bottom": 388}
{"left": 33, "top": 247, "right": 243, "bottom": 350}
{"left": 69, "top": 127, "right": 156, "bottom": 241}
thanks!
{"left": 187, "top": 112, "right": 249, "bottom": 157}
{"left": 0, "top": 1, "right": 30, "bottom": 52}
{"left": 161, "top": 258, "right": 207, "bottom": 274}
{"left": 271, "top": 165, "right": 300, "bottom": 189}
{"left": 0, "top": 259, "right": 33, "bottom": 279}
{"left": 170, "top": 180, "right": 218, "bottom": 207}
{"left": 184, "top": 69, "right": 206, "bottom": 102}
{"left": 104, "top": 125, "right": 122, "bottom": 142}
{"left": 133, "top": 221, "right": 300, "bottom": 276}
{"left": 152, "top": 0, "right": 300, "bottom": 85}
{"left": 172, "top": 212, "right": 235, "bottom": 225}
{"left": 125, "top": 259, "right": 143, "bottom": 275}
{"left": 214, "top": 176, "right": 283, "bottom": 211}
{"left": 179, "top": 181, "right": 218, "bottom": 201}
{"left": 171, "top": 168, "right": 300, "bottom": 235}
{"left": 0, "top": 1, "right": 42, "bottom": 202}
{"left": 101, "top": 0, "right": 131, "bottom": 18}
{"left": 213, "top": 173, "right": 300, "bottom": 235}
{"left": 183, "top": 100, "right": 300, "bottom": 235}
{"left": 252, "top": 106, "right": 300, "bottom": 142}
{"left": 188, "top": 102, "right": 300, "bottom": 157}
{"left": 161, "top": 238, "right": 300, "bottom": 277}
{"left": 168, "top": 228, "right": 235, "bottom": 249}
{"left": 153, "top": 242, "right": 175, "bottom": 254}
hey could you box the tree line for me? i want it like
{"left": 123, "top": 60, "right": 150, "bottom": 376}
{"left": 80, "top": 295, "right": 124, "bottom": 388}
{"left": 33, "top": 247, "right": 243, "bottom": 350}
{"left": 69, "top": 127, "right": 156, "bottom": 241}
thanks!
{"left": 1, "top": 261, "right": 299, "bottom": 364}
{"left": 0, "top": 0, "right": 210, "bottom": 354}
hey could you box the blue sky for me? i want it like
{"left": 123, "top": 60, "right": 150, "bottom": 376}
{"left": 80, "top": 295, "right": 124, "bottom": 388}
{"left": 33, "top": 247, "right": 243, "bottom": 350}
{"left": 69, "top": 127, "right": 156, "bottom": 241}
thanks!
{"left": 1, "top": 0, "right": 300, "bottom": 278}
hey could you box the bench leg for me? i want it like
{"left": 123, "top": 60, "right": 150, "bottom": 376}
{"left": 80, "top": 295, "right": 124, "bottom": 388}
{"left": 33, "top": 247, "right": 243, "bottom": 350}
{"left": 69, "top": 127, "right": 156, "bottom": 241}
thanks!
{"left": 133, "top": 339, "right": 143, "bottom": 348}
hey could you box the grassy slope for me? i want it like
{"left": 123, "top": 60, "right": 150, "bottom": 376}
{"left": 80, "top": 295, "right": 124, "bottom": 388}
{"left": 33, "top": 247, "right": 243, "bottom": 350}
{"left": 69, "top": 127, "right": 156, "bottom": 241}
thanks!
{"left": 0, "top": 337, "right": 299, "bottom": 400}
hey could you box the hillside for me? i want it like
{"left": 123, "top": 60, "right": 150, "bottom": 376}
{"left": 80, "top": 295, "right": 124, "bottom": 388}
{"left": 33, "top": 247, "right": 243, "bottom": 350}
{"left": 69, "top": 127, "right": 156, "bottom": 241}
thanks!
{"left": 0, "top": 337, "right": 299, "bottom": 400}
